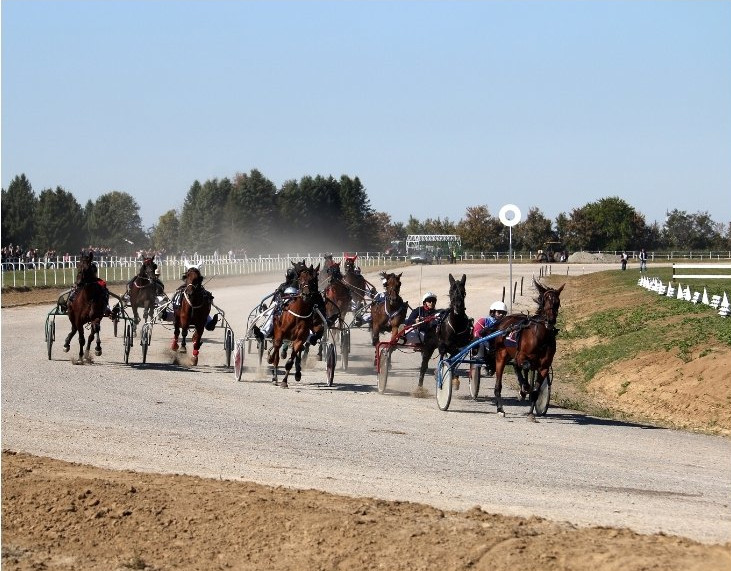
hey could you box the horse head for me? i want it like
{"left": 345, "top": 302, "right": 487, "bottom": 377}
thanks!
{"left": 381, "top": 271, "right": 402, "bottom": 304}
{"left": 77, "top": 254, "right": 96, "bottom": 283}
{"left": 139, "top": 257, "right": 156, "bottom": 280}
{"left": 448, "top": 273, "right": 467, "bottom": 315}
{"left": 343, "top": 257, "right": 357, "bottom": 274}
{"left": 184, "top": 267, "right": 204, "bottom": 288}
{"left": 533, "top": 279, "right": 564, "bottom": 326}
{"left": 297, "top": 263, "right": 320, "bottom": 301}
{"left": 327, "top": 262, "right": 343, "bottom": 281}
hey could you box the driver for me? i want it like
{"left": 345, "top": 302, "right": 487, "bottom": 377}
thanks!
{"left": 472, "top": 300, "right": 508, "bottom": 375}
{"left": 404, "top": 292, "right": 439, "bottom": 347}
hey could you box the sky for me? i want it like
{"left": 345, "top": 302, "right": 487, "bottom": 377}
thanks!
{"left": 2, "top": 1, "right": 730, "bottom": 230}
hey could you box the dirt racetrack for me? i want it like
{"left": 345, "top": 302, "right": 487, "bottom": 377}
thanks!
{"left": 2, "top": 263, "right": 731, "bottom": 570}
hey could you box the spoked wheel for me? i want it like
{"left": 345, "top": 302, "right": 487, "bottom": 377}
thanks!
{"left": 469, "top": 363, "right": 481, "bottom": 399}
{"left": 377, "top": 346, "right": 390, "bottom": 394}
{"left": 224, "top": 327, "right": 234, "bottom": 367}
{"left": 533, "top": 367, "right": 553, "bottom": 416}
{"left": 46, "top": 319, "right": 55, "bottom": 360}
{"left": 325, "top": 342, "right": 336, "bottom": 386}
{"left": 435, "top": 359, "right": 453, "bottom": 411}
{"left": 141, "top": 323, "right": 152, "bottom": 364}
{"left": 234, "top": 339, "right": 245, "bottom": 381}
{"left": 340, "top": 328, "right": 350, "bottom": 371}
{"left": 124, "top": 323, "right": 133, "bottom": 364}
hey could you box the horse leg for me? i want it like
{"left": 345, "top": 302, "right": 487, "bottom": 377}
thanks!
{"left": 190, "top": 326, "right": 203, "bottom": 365}
{"left": 64, "top": 324, "right": 77, "bottom": 352}
{"left": 180, "top": 327, "right": 188, "bottom": 353}
{"left": 94, "top": 322, "right": 102, "bottom": 356}
{"left": 269, "top": 336, "right": 282, "bottom": 384}
{"left": 84, "top": 324, "right": 96, "bottom": 361}
{"left": 171, "top": 324, "right": 180, "bottom": 351}
{"left": 494, "top": 351, "right": 507, "bottom": 416}
{"left": 77, "top": 325, "right": 86, "bottom": 362}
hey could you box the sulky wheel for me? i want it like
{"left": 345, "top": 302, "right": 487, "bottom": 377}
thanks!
{"left": 224, "top": 328, "right": 234, "bottom": 367}
{"left": 377, "top": 346, "right": 390, "bottom": 394}
{"left": 124, "top": 323, "right": 133, "bottom": 364}
{"left": 140, "top": 323, "right": 152, "bottom": 364}
{"left": 46, "top": 319, "right": 55, "bottom": 360}
{"left": 533, "top": 367, "right": 553, "bottom": 416}
{"left": 435, "top": 359, "right": 453, "bottom": 411}
{"left": 325, "top": 342, "right": 336, "bottom": 386}
{"left": 340, "top": 328, "right": 350, "bottom": 371}
{"left": 469, "top": 363, "right": 481, "bottom": 400}
{"left": 234, "top": 339, "right": 245, "bottom": 381}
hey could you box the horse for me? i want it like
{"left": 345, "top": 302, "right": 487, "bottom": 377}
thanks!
{"left": 490, "top": 279, "right": 565, "bottom": 417}
{"left": 63, "top": 253, "right": 108, "bottom": 362}
{"left": 342, "top": 256, "right": 374, "bottom": 314}
{"left": 268, "top": 262, "right": 321, "bottom": 388}
{"left": 323, "top": 262, "right": 352, "bottom": 330}
{"left": 171, "top": 267, "right": 213, "bottom": 366}
{"left": 418, "top": 273, "right": 472, "bottom": 388}
{"left": 127, "top": 257, "right": 158, "bottom": 324}
{"left": 370, "top": 271, "right": 407, "bottom": 348}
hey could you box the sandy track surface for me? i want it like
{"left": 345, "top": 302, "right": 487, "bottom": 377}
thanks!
{"left": 3, "top": 262, "right": 730, "bottom": 569}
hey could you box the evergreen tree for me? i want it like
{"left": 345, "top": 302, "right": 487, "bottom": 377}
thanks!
{"left": 1, "top": 174, "right": 37, "bottom": 247}
{"left": 34, "top": 186, "right": 84, "bottom": 253}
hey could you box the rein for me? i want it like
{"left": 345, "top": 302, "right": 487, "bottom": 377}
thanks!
{"left": 182, "top": 284, "right": 207, "bottom": 310}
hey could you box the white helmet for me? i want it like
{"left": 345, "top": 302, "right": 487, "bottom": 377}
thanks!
{"left": 489, "top": 301, "right": 508, "bottom": 313}
{"left": 154, "top": 268, "right": 160, "bottom": 276}
{"left": 283, "top": 286, "right": 298, "bottom": 295}
{"left": 422, "top": 291, "right": 437, "bottom": 304}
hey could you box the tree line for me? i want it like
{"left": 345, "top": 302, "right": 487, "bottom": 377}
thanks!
{"left": 2, "top": 171, "right": 729, "bottom": 258}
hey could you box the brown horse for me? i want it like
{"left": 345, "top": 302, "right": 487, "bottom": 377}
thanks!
{"left": 127, "top": 257, "right": 158, "bottom": 324}
{"left": 171, "top": 267, "right": 212, "bottom": 366}
{"left": 64, "top": 253, "right": 108, "bottom": 362}
{"left": 323, "top": 262, "right": 352, "bottom": 329}
{"left": 268, "top": 262, "right": 321, "bottom": 388}
{"left": 491, "top": 279, "right": 565, "bottom": 417}
{"left": 418, "top": 274, "right": 472, "bottom": 387}
{"left": 342, "top": 256, "right": 374, "bottom": 312}
{"left": 370, "top": 271, "right": 407, "bottom": 347}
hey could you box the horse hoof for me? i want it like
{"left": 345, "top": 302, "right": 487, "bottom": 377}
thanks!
{"left": 527, "top": 413, "right": 537, "bottom": 423}
{"left": 294, "top": 371, "right": 302, "bottom": 382}
{"left": 95, "top": 349, "right": 102, "bottom": 357}
{"left": 497, "top": 409, "right": 505, "bottom": 417}
{"left": 191, "top": 356, "right": 198, "bottom": 366}
{"left": 280, "top": 381, "right": 289, "bottom": 389}
{"left": 63, "top": 345, "right": 70, "bottom": 353}
{"left": 452, "top": 378, "right": 460, "bottom": 391}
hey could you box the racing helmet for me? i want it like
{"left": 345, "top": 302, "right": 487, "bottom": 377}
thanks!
{"left": 154, "top": 268, "right": 161, "bottom": 276}
{"left": 422, "top": 291, "right": 437, "bottom": 304}
{"left": 489, "top": 301, "right": 508, "bottom": 314}
{"left": 283, "top": 286, "right": 298, "bottom": 295}
{"left": 286, "top": 267, "right": 296, "bottom": 280}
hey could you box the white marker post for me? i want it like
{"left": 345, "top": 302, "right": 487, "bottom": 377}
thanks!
{"left": 498, "top": 204, "right": 522, "bottom": 313}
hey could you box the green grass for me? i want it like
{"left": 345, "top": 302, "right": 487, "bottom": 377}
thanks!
{"left": 544, "top": 269, "right": 731, "bottom": 425}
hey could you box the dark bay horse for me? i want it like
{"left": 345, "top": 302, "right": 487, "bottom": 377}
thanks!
{"left": 490, "top": 279, "right": 565, "bottom": 417}
{"left": 418, "top": 274, "right": 472, "bottom": 388}
{"left": 370, "top": 271, "right": 407, "bottom": 347}
{"left": 269, "top": 263, "right": 321, "bottom": 388}
{"left": 171, "top": 267, "right": 212, "bottom": 366}
{"left": 342, "top": 256, "right": 374, "bottom": 314}
{"left": 64, "top": 253, "right": 108, "bottom": 362}
{"left": 128, "top": 257, "right": 158, "bottom": 324}
{"left": 323, "top": 262, "right": 352, "bottom": 329}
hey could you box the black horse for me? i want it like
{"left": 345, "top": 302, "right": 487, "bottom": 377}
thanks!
{"left": 418, "top": 273, "right": 472, "bottom": 388}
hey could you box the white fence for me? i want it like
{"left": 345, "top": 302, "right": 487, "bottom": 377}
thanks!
{"left": 672, "top": 264, "right": 731, "bottom": 280}
{"left": 0, "top": 253, "right": 389, "bottom": 289}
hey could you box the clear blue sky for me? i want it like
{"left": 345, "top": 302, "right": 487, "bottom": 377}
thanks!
{"left": 3, "top": 1, "right": 730, "bottom": 230}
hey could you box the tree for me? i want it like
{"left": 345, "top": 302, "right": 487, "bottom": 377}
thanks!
{"left": 564, "top": 197, "right": 646, "bottom": 251}
{"left": 86, "top": 191, "right": 146, "bottom": 254}
{"left": 226, "top": 170, "right": 278, "bottom": 253}
{"left": 456, "top": 206, "right": 499, "bottom": 252}
{"left": 34, "top": 186, "right": 84, "bottom": 253}
{"left": 512, "top": 207, "right": 554, "bottom": 251}
{"left": 339, "top": 175, "right": 377, "bottom": 250}
{"left": 151, "top": 210, "right": 180, "bottom": 254}
{"left": 662, "top": 210, "right": 723, "bottom": 250}
{"left": 1, "top": 174, "right": 37, "bottom": 247}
